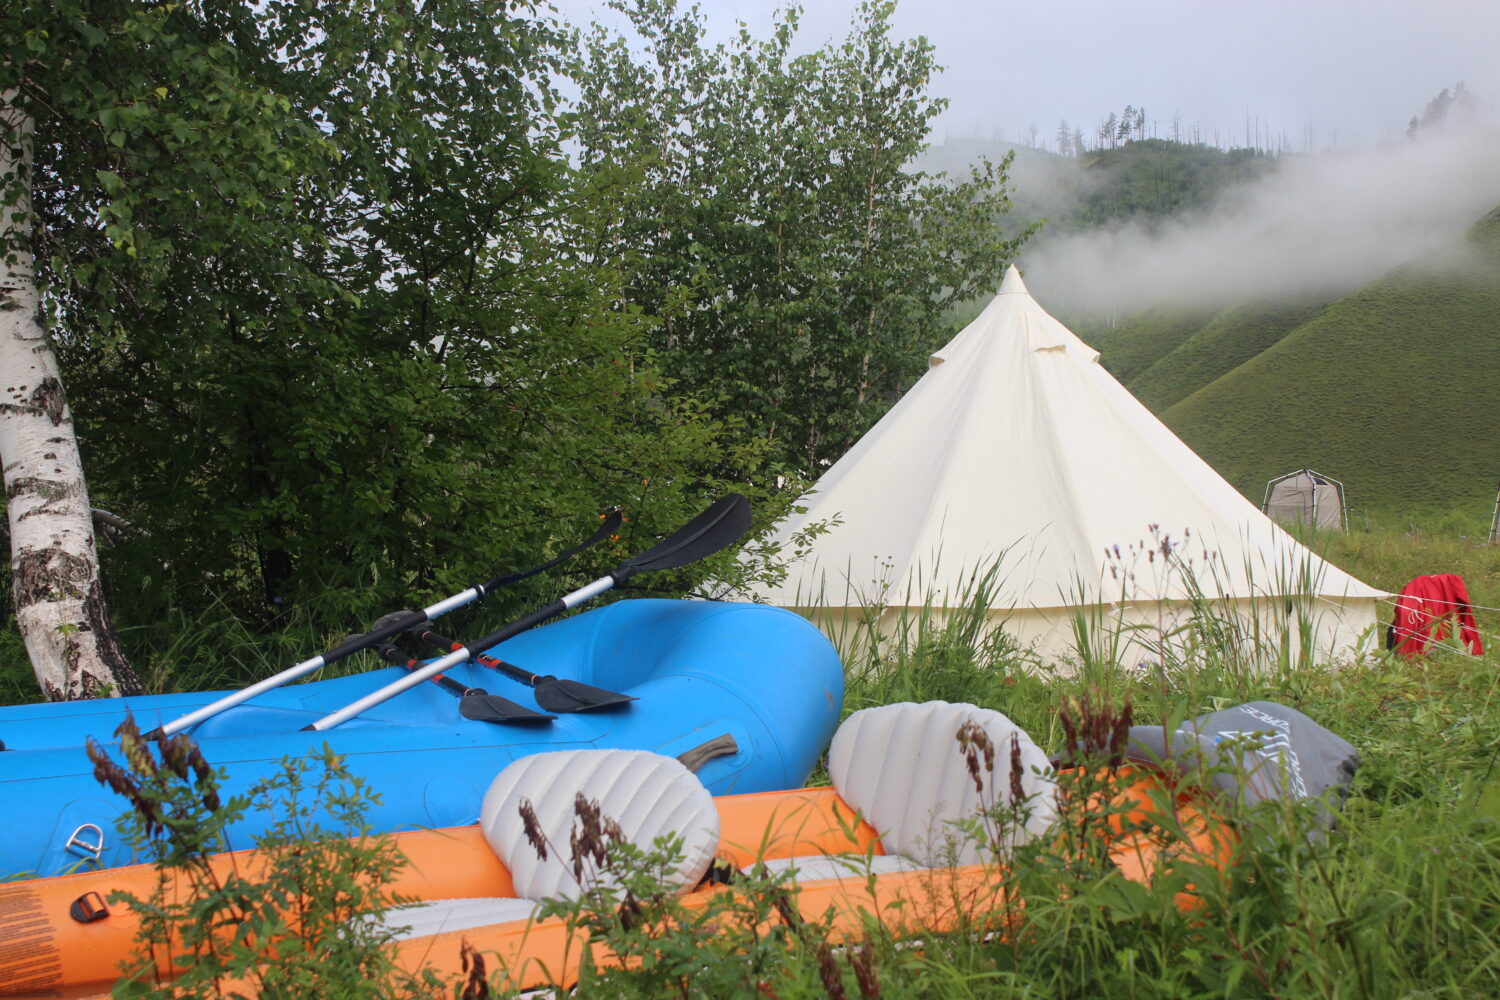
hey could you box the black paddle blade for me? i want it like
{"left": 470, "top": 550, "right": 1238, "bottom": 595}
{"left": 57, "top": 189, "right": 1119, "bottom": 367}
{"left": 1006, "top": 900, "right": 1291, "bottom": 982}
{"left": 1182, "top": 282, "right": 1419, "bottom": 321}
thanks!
{"left": 458, "top": 691, "right": 556, "bottom": 725}
{"left": 531, "top": 675, "right": 639, "bottom": 714}
{"left": 615, "top": 494, "right": 752, "bottom": 582}
{"left": 480, "top": 508, "right": 625, "bottom": 592}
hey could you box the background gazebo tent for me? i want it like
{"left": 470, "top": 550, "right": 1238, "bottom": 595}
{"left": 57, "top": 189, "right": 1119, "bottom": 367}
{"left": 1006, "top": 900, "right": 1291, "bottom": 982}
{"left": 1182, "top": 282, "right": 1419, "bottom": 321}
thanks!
{"left": 1263, "top": 469, "right": 1348, "bottom": 532}
{"left": 748, "top": 267, "right": 1386, "bottom": 667}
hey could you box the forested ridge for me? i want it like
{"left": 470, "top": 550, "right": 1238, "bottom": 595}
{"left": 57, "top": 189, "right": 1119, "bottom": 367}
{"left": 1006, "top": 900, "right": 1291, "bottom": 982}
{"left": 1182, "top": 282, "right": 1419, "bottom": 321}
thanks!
{"left": 922, "top": 132, "right": 1279, "bottom": 239}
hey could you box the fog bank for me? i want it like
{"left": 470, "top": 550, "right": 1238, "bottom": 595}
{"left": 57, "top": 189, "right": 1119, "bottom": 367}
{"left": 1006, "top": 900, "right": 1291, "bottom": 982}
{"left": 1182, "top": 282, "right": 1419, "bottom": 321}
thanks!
{"left": 1022, "top": 127, "right": 1500, "bottom": 317}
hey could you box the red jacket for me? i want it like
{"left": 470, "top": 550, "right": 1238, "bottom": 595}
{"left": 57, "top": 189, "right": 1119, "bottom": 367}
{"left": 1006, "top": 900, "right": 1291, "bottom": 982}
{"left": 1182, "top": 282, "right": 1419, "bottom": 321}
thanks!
{"left": 1388, "top": 573, "right": 1484, "bottom": 657}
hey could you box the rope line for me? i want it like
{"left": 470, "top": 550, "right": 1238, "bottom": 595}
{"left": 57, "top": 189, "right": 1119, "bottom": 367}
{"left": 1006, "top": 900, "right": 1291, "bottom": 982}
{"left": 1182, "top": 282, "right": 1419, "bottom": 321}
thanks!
{"left": 1309, "top": 595, "right": 1496, "bottom": 653}
{"left": 1375, "top": 594, "right": 1500, "bottom": 616}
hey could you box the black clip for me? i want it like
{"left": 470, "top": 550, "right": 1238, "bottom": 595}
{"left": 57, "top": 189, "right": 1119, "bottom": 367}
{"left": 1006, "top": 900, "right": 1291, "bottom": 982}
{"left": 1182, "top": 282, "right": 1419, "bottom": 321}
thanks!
{"left": 706, "top": 859, "right": 738, "bottom": 886}
{"left": 69, "top": 891, "right": 110, "bottom": 924}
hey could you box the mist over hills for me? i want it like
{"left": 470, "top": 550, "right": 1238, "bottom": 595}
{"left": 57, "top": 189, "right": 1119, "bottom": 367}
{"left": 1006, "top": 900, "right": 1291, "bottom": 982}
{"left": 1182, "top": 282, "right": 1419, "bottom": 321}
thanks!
{"left": 924, "top": 125, "right": 1500, "bottom": 318}
{"left": 923, "top": 126, "right": 1500, "bottom": 527}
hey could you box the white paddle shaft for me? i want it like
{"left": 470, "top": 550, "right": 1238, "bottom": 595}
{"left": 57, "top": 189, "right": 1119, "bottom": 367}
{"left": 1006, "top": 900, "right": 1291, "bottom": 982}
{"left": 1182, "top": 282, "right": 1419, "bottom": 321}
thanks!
{"left": 308, "top": 574, "right": 616, "bottom": 731}
{"left": 156, "top": 587, "right": 482, "bottom": 736}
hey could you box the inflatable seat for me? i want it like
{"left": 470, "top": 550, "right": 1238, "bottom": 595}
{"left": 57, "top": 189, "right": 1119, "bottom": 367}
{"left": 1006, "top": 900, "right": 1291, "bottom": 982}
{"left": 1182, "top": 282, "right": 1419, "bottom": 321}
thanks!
{"left": 753, "top": 701, "right": 1056, "bottom": 880}
{"left": 379, "top": 748, "right": 720, "bottom": 939}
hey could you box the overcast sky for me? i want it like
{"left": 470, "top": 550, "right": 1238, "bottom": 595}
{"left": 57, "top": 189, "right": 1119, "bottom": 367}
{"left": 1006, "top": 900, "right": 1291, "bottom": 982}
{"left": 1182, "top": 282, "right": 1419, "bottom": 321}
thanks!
{"left": 549, "top": 0, "right": 1500, "bottom": 149}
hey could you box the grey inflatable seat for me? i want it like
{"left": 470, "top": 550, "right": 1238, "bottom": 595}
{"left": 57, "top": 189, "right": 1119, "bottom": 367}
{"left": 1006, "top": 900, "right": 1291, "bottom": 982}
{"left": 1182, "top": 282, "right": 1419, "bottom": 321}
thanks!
{"left": 752, "top": 701, "right": 1056, "bottom": 881}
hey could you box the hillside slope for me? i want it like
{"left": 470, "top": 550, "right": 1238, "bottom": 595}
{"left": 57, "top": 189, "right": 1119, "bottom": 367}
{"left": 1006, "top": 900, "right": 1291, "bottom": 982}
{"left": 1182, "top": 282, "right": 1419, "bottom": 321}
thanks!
{"left": 1160, "top": 206, "right": 1500, "bottom": 523}
{"left": 1127, "top": 296, "right": 1334, "bottom": 410}
{"left": 1083, "top": 306, "right": 1218, "bottom": 383}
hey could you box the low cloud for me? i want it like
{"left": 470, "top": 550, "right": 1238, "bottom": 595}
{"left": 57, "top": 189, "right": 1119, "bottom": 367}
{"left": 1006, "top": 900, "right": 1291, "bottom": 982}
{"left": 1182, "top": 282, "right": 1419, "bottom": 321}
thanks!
{"left": 1021, "top": 126, "right": 1500, "bottom": 317}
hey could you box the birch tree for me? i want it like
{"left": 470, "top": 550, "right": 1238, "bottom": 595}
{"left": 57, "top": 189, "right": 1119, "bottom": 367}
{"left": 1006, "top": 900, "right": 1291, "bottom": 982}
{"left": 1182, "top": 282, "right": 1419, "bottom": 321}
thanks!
{"left": 0, "top": 95, "right": 141, "bottom": 699}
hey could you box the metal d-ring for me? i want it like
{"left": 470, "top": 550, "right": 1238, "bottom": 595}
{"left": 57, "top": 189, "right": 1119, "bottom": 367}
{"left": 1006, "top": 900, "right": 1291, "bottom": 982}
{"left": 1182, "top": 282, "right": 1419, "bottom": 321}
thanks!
{"left": 64, "top": 823, "right": 105, "bottom": 862}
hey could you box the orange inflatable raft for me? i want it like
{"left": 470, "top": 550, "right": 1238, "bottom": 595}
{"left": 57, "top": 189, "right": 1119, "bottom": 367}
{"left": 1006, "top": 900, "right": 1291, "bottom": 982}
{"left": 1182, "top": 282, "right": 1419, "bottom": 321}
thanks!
{"left": 0, "top": 702, "right": 1234, "bottom": 998}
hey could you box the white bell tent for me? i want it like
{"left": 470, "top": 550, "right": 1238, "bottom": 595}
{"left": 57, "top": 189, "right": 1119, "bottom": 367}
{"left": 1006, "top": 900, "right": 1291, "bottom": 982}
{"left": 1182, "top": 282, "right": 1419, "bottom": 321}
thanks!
{"left": 751, "top": 267, "right": 1385, "bottom": 667}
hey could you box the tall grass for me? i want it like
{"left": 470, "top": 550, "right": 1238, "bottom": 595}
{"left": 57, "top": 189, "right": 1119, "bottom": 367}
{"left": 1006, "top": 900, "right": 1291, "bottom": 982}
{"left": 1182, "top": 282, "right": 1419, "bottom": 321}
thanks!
{"left": 530, "top": 604, "right": 1500, "bottom": 1000}
{"left": 812, "top": 538, "right": 1500, "bottom": 999}
{"left": 1, "top": 526, "right": 1498, "bottom": 996}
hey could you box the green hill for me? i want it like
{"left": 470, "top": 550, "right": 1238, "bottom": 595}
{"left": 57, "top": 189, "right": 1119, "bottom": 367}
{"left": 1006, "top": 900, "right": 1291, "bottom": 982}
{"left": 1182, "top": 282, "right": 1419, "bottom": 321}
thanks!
{"left": 1127, "top": 295, "right": 1334, "bottom": 410}
{"left": 1159, "top": 205, "right": 1500, "bottom": 525}
{"left": 1082, "top": 306, "right": 1218, "bottom": 384}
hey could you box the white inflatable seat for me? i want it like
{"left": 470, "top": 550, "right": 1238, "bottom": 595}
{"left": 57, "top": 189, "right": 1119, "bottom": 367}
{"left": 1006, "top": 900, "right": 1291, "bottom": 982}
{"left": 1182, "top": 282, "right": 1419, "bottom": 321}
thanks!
{"left": 369, "top": 748, "right": 720, "bottom": 939}
{"left": 750, "top": 853, "right": 924, "bottom": 883}
{"left": 483, "top": 748, "right": 721, "bottom": 900}
{"left": 750, "top": 701, "right": 1056, "bottom": 880}
{"left": 382, "top": 897, "right": 540, "bottom": 941}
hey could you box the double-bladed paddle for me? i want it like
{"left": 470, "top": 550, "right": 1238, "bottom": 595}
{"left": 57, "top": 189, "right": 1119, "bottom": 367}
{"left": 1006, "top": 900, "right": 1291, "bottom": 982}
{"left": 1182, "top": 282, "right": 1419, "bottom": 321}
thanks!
{"left": 146, "top": 509, "right": 622, "bottom": 738}
{"left": 416, "top": 627, "right": 637, "bottom": 713}
{"left": 306, "top": 494, "right": 752, "bottom": 731}
{"left": 373, "top": 642, "right": 555, "bottom": 725}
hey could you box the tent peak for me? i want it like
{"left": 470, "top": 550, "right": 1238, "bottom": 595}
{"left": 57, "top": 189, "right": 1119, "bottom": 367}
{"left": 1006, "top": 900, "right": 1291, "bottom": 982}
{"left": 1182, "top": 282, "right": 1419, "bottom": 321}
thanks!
{"left": 998, "top": 265, "right": 1028, "bottom": 295}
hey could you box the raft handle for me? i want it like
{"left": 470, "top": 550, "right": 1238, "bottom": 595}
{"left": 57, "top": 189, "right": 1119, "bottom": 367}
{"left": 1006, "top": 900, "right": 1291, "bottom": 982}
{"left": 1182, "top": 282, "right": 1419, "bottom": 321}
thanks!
{"left": 677, "top": 733, "right": 739, "bottom": 773}
{"left": 70, "top": 891, "right": 110, "bottom": 924}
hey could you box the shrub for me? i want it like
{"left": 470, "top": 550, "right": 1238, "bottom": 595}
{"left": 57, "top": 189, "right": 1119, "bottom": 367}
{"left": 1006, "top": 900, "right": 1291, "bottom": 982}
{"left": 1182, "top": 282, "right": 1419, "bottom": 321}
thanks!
{"left": 86, "top": 717, "right": 441, "bottom": 999}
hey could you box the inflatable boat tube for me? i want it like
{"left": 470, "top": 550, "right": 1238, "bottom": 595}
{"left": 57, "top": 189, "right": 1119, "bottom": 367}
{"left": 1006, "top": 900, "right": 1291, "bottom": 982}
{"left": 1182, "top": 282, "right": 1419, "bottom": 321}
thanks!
{"left": 0, "top": 766, "right": 1233, "bottom": 999}
{"left": 0, "top": 600, "right": 843, "bottom": 880}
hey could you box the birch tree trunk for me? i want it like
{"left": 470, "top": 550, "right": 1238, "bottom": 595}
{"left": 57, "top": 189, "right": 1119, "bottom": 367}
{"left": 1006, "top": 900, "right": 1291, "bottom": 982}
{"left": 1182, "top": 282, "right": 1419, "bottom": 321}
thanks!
{"left": 1, "top": 94, "right": 142, "bottom": 699}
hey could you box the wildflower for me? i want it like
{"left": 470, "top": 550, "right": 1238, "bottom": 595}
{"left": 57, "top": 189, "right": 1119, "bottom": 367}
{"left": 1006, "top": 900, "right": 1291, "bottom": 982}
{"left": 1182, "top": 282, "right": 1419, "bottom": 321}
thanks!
{"left": 1008, "top": 733, "right": 1026, "bottom": 806}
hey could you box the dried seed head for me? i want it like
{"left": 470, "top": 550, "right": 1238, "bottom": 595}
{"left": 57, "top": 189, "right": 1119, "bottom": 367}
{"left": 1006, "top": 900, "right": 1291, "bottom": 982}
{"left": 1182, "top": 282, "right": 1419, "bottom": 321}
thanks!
{"left": 570, "top": 792, "right": 612, "bottom": 881}
{"left": 1059, "top": 703, "right": 1080, "bottom": 759}
{"left": 816, "top": 941, "right": 850, "bottom": 1000}
{"left": 460, "top": 941, "right": 490, "bottom": 1000}
{"left": 518, "top": 798, "right": 548, "bottom": 862}
{"left": 87, "top": 737, "right": 133, "bottom": 799}
{"left": 188, "top": 744, "right": 212, "bottom": 786}
{"left": 617, "top": 890, "right": 643, "bottom": 932}
{"left": 1110, "top": 700, "right": 1135, "bottom": 765}
{"left": 602, "top": 815, "right": 625, "bottom": 846}
{"left": 1008, "top": 733, "right": 1026, "bottom": 807}
{"left": 956, "top": 719, "right": 996, "bottom": 796}
{"left": 849, "top": 934, "right": 881, "bottom": 1000}
{"left": 1060, "top": 694, "right": 1134, "bottom": 768}
{"left": 115, "top": 715, "right": 157, "bottom": 780}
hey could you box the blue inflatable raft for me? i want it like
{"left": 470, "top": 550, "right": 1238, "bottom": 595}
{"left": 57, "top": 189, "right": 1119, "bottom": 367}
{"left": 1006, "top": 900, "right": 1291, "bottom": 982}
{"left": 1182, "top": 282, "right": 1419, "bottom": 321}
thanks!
{"left": 0, "top": 599, "right": 842, "bottom": 879}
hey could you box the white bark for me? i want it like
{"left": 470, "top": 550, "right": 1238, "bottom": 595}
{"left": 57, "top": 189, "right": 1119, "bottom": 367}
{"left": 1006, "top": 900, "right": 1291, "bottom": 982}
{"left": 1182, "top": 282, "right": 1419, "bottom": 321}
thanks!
{"left": 1, "top": 93, "right": 141, "bottom": 699}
